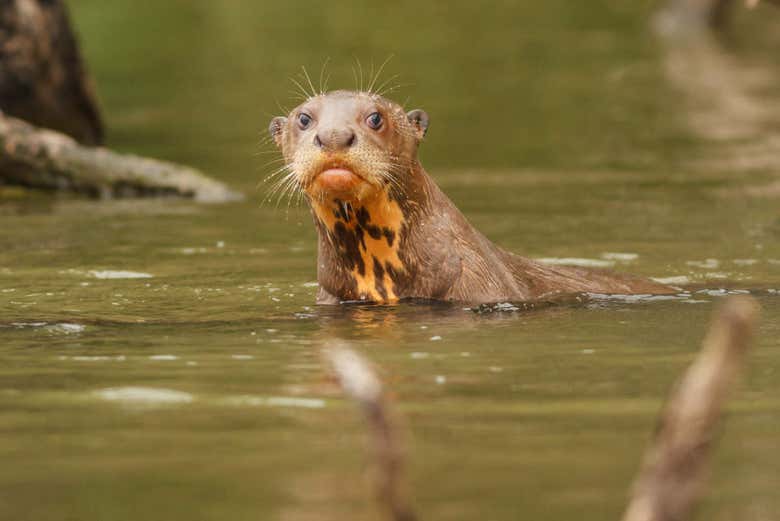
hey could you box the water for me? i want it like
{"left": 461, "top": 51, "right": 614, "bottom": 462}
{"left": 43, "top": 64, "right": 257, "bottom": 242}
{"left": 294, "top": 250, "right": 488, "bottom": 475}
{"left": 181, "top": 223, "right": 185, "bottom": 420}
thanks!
{"left": 2, "top": 1, "right": 780, "bottom": 520}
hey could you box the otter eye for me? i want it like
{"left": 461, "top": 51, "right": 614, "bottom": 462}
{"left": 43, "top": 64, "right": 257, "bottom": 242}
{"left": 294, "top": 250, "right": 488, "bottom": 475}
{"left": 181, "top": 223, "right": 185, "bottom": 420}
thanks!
{"left": 298, "top": 113, "right": 312, "bottom": 130}
{"left": 366, "top": 112, "right": 383, "bottom": 130}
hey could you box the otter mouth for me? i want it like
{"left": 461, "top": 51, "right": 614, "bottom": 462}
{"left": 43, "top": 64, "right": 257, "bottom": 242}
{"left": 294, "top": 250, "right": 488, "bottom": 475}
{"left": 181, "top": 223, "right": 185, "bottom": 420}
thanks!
{"left": 310, "top": 160, "right": 370, "bottom": 198}
{"left": 317, "top": 167, "right": 362, "bottom": 190}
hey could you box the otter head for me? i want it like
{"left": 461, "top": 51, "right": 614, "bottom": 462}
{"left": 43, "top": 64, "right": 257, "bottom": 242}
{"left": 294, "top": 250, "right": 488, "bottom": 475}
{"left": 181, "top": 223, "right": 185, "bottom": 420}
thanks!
{"left": 268, "top": 90, "right": 428, "bottom": 203}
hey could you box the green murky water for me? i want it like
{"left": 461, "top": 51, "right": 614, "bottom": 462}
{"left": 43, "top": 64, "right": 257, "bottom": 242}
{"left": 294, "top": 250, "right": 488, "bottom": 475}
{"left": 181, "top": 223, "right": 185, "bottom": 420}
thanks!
{"left": 2, "top": 2, "right": 780, "bottom": 520}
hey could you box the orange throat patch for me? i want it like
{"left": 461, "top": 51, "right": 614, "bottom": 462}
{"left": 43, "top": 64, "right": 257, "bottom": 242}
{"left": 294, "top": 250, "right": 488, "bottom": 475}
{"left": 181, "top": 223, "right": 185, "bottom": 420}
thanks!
{"left": 311, "top": 189, "right": 406, "bottom": 303}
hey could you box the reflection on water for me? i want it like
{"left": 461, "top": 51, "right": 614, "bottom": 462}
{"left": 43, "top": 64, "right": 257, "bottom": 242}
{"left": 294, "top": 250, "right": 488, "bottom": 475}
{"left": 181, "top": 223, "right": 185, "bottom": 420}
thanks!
{"left": 659, "top": 32, "right": 780, "bottom": 173}
{"left": 2, "top": 1, "right": 780, "bottom": 520}
{"left": 655, "top": 3, "right": 780, "bottom": 203}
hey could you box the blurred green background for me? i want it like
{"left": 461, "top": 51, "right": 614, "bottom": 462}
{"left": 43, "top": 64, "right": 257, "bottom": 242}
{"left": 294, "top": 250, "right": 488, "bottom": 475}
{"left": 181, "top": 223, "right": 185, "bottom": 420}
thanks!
{"left": 70, "top": 0, "right": 692, "bottom": 180}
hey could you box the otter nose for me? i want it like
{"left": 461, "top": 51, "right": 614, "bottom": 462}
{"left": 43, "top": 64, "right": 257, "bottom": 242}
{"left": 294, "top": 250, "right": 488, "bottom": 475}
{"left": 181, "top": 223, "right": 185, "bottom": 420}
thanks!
{"left": 314, "top": 129, "right": 356, "bottom": 151}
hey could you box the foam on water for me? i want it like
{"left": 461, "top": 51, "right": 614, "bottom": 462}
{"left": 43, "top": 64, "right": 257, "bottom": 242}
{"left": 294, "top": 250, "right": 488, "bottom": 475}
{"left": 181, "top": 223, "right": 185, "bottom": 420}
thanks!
{"left": 89, "top": 270, "right": 153, "bottom": 279}
{"left": 11, "top": 322, "right": 48, "bottom": 328}
{"left": 686, "top": 259, "right": 720, "bottom": 269}
{"left": 7, "top": 322, "right": 86, "bottom": 334}
{"left": 586, "top": 293, "right": 689, "bottom": 303}
{"left": 697, "top": 288, "right": 751, "bottom": 296}
{"left": 48, "top": 323, "right": 86, "bottom": 334}
{"left": 537, "top": 257, "right": 615, "bottom": 268}
{"left": 62, "top": 355, "right": 125, "bottom": 362}
{"left": 223, "top": 395, "right": 326, "bottom": 409}
{"left": 178, "top": 247, "right": 208, "bottom": 255}
{"left": 95, "top": 387, "right": 194, "bottom": 404}
{"left": 601, "top": 252, "right": 639, "bottom": 262}
{"left": 652, "top": 275, "right": 691, "bottom": 285}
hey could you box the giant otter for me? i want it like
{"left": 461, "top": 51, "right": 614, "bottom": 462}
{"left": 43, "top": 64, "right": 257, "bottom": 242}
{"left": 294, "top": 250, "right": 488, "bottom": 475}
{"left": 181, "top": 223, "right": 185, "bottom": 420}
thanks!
{"left": 268, "top": 90, "right": 674, "bottom": 304}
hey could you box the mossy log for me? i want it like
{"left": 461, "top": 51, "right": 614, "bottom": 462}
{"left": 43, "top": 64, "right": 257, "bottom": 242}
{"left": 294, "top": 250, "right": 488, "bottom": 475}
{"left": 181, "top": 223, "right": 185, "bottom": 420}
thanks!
{"left": 0, "top": 112, "right": 242, "bottom": 202}
{"left": 0, "top": 0, "right": 103, "bottom": 145}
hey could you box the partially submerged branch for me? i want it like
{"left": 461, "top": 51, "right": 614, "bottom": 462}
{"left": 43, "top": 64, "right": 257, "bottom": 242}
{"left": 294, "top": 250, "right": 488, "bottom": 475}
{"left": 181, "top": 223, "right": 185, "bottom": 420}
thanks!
{"left": 0, "top": 113, "right": 242, "bottom": 202}
{"left": 0, "top": 1, "right": 240, "bottom": 202}
{"left": 326, "top": 346, "right": 418, "bottom": 521}
{"left": 622, "top": 296, "right": 759, "bottom": 521}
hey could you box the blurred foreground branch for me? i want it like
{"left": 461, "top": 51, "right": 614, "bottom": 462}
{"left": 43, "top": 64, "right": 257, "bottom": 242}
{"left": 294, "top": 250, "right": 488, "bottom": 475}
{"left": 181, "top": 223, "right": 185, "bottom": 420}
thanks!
{"left": 326, "top": 346, "right": 418, "bottom": 521}
{"left": 622, "top": 296, "right": 759, "bottom": 521}
{"left": 326, "top": 296, "right": 758, "bottom": 520}
{"left": 0, "top": 112, "right": 242, "bottom": 202}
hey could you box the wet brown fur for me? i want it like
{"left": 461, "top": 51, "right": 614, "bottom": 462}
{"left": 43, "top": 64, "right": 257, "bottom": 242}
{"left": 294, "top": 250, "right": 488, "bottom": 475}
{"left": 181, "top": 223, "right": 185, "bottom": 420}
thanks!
{"left": 269, "top": 90, "right": 675, "bottom": 305}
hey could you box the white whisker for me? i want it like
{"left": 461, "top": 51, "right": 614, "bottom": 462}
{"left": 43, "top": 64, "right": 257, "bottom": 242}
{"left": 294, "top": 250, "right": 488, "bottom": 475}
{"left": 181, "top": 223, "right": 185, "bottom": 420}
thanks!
{"left": 301, "top": 66, "right": 317, "bottom": 99}
{"left": 368, "top": 55, "right": 394, "bottom": 94}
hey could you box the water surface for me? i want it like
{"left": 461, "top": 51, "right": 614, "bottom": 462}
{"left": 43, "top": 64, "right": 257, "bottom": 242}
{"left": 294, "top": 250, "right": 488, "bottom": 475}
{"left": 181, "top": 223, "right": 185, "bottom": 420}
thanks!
{"left": 1, "top": 2, "right": 780, "bottom": 520}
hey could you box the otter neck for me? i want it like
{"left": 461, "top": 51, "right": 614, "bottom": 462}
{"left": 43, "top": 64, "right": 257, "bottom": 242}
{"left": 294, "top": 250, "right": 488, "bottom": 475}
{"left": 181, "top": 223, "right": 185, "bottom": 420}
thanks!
{"left": 310, "top": 162, "right": 431, "bottom": 302}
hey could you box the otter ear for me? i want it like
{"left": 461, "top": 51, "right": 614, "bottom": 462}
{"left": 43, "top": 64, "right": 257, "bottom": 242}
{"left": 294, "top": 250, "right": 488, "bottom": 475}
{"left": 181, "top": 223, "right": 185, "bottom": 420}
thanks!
{"left": 406, "top": 109, "right": 429, "bottom": 140}
{"left": 268, "top": 116, "right": 287, "bottom": 147}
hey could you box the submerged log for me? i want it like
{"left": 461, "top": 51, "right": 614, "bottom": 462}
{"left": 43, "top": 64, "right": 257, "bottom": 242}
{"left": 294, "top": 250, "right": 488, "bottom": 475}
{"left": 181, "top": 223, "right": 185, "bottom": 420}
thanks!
{"left": 0, "top": 112, "right": 242, "bottom": 202}
{"left": 0, "top": 0, "right": 103, "bottom": 145}
{"left": 622, "top": 296, "right": 759, "bottom": 521}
